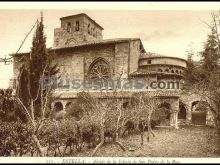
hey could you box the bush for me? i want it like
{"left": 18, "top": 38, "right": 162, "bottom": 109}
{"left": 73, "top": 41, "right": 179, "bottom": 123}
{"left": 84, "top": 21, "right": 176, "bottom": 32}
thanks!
{"left": 0, "top": 120, "right": 32, "bottom": 156}
{"left": 0, "top": 89, "right": 27, "bottom": 122}
{"left": 65, "top": 102, "right": 84, "bottom": 121}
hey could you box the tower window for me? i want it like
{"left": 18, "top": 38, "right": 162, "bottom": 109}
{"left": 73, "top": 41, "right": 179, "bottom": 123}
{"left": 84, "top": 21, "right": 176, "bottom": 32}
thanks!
{"left": 75, "top": 21, "right": 79, "bottom": 31}
{"left": 67, "top": 22, "right": 71, "bottom": 33}
{"left": 88, "top": 24, "right": 90, "bottom": 34}
{"left": 92, "top": 28, "right": 94, "bottom": 36}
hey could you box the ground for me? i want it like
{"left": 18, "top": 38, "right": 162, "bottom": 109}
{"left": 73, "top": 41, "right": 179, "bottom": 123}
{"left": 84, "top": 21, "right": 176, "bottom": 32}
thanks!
{"left": 63, "top": 126, "right": 220, "bottom": 157}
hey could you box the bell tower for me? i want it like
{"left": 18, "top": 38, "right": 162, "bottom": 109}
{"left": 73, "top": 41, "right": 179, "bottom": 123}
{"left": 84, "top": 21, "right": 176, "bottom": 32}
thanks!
{"left": 53, "top": 13, "right": 104, "bottom": 48}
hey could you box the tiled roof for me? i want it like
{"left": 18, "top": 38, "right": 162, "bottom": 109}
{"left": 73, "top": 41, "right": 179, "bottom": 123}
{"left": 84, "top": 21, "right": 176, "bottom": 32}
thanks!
{"left": 11, "top": 38, "right": 142, "bottom": 56}
{"left": 140, "top": 52, "right": 187, "bottom": 62}
{"left": 140, "top": 52, "right": 165, "bottom": 58}
{"left": 129, "top": 70, "right": 183, "bottom": 77}
{"left": 55, "top": 38, "right": 140, "bottom": 49}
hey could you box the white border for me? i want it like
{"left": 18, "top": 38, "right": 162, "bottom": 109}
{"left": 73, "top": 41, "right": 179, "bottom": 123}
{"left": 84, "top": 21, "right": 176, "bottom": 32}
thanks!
{"left": 0, "top": 1, "right": 220, "bottom": 163}
{"left": 0, "top": 2, "right": 220, "bottom": 10}
{"left": 0, "top": 157, "right": 220, "bottom": 163}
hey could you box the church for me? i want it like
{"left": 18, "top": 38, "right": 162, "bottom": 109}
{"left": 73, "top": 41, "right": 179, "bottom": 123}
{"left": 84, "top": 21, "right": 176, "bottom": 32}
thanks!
{"left": 12, "top": 13, "right": 214, "bottom": 128}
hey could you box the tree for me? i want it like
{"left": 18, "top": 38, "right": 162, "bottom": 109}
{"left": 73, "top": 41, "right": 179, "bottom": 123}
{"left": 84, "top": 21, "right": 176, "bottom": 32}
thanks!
{"left": 14, "top": 13, "right": 59, "bottom": 156}
{"left": 76, "top": 91, "right": 125, "bottom": 156}
{"left": 131, "top": 92, "right": 158, "bottom": 145}
{"left": 185, "top": 12, "right": 220, "bottom": 138}
{"left": 198, "top": 13, "right": 220, "bottom": 133}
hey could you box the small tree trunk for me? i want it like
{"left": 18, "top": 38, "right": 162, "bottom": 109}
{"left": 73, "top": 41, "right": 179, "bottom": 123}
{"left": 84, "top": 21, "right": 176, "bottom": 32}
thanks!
{"left": 32, "top": 135, "right": 43, "bottom": 157}
{"left": 147, "top": 120, "right": 150, "bottom": 142}
{"left": 91, "top": 128, "right": 105, "bottom": 156}
{"left": 216, "top": 118, "right": 220, "bottom": 154}
{"left": 140, "top": 131, "right": 144, "bottom": 145}
{"left": 149, "top": 126, "right": 156, "bottom": 137}
{"left": 115, "top": 132, "right": 126, "bottom": 151}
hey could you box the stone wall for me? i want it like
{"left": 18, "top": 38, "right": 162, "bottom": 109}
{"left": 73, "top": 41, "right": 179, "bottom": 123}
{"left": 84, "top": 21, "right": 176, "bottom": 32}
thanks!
{"left": 140, "top": 64, "right": 185, "bottom": 75}
{"left": 129, "top": 40, "right": 140, "bottom": 74}
{"left": 53, "top": 44, "right": 115, "bottom": 82}
{"left": 114, "top": 42, "right": 129, "bottom": 79}
{"left": 139, "top": 57, "right": 187, "bottom": 68}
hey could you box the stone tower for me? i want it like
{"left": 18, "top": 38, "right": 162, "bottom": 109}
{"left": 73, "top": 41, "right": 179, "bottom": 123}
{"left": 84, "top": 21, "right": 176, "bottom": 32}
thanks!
{"left": 53, "top": 13, "right": 104, "bottom": 48}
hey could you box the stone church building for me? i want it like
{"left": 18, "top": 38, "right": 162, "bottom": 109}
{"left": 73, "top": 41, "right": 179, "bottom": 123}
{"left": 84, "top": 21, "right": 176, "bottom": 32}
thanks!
{"left": 11, "top": 13, "right": 214, "bottom": 128}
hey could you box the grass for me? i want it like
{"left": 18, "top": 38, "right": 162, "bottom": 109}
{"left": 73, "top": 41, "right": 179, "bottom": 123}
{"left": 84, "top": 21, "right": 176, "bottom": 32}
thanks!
{"left": 64, "top": 126, "right": 220, "bottom": 157}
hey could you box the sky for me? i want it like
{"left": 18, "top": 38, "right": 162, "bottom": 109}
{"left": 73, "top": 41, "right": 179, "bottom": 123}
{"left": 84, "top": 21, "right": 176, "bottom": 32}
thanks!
{"left": 0, "top": 3, "right": 216, "bottom": 88}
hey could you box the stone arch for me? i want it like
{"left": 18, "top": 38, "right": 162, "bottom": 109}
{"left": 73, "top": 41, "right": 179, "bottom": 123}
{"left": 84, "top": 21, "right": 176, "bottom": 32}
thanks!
{"left": 158, "top": 68, "right": 163, "bottom": 72}
{"left": 191, "top": 100, "right": 209, "bottom": 125}
{"left": 191, "top": 101, "right": 200, "bottom": 111}
{"left": 54, "top": 101, "right": 63, "bottom": 112}
{"left": 171, "top": 70, "right": 175, "bottom": 73}
{"left": 158, "top": 102, "right": 171, "bottom": 120}
{"left": 88, "top": 57, "right": 111, "bottom": 80}
{"left": 122, "top": 101, "right": 129, "bottom": 109}
{"left": 178, "top": 101, "right": 187, "bottom": 119}
{"left": 176, "top": 70, "right": 179, "bottom": 74}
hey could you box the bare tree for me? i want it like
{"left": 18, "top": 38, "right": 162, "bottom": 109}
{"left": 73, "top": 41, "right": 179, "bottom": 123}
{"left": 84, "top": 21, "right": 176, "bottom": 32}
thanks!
{"left": 76, "top": 91, "right": 111, "bottom": 156}
{"left": 131, "top": 92, "right": 158, "bottom": 145}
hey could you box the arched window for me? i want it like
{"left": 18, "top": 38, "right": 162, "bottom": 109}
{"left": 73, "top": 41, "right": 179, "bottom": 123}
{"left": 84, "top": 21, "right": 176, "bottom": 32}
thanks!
{"left": 165, "top": 69, "right": 169, "bottom": 73}
{"left": 176, "top": 70, "right": 179, "bottom": 74}
{"left": 158, "top": 69, "right": 163, "bottom": 72}
{"left": 178, "top": 102, "right": 187, "bottom": 119}
{"left": 88, "top": 24, "right": 90, "bottom": 34}
{"left": 92, "top": 28, "right": 95, "bottom": 36}
{"left": 88, "top": 58, "right": 111, "bottom": 80}
{"left": 67, "top": 22, "right": 71, "bottom": 33}
{"left": 75, "top": 21, "right": 79, "bottom": 31}
{"left": 123, "top": 101, "right": 129, "bottom": 109}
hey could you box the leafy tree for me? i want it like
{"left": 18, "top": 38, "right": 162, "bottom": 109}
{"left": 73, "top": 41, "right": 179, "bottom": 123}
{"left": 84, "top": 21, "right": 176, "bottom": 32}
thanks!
{"left": 200, "top": 27, "right": 220, "bottom": 82}
{"left": 185, "top": 12, "right": 220, "bottom": 139}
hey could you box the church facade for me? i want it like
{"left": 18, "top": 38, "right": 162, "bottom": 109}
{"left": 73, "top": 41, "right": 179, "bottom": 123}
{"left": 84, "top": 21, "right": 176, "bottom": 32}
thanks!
{"left": 12, "top": 13, "right": 214, "bottom": 128}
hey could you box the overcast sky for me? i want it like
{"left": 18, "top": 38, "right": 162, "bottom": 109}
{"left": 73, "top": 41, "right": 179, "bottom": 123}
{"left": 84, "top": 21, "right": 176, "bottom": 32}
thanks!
{"left": 0, "top": 9, "right": 214, "bottom": 88}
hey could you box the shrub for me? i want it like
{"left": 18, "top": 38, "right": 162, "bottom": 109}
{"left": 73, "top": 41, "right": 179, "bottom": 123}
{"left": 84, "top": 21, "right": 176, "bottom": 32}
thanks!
{"left": 65, "top": 102, "right": 83, "bottom": 121}
{"left": 0, "top": 120, "right": 32, "bottom": 156}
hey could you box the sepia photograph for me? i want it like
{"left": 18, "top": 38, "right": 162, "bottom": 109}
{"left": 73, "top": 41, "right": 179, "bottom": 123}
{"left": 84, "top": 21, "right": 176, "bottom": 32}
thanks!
{"left": 0, "top": 1, "right": 220, "bottom": 163}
